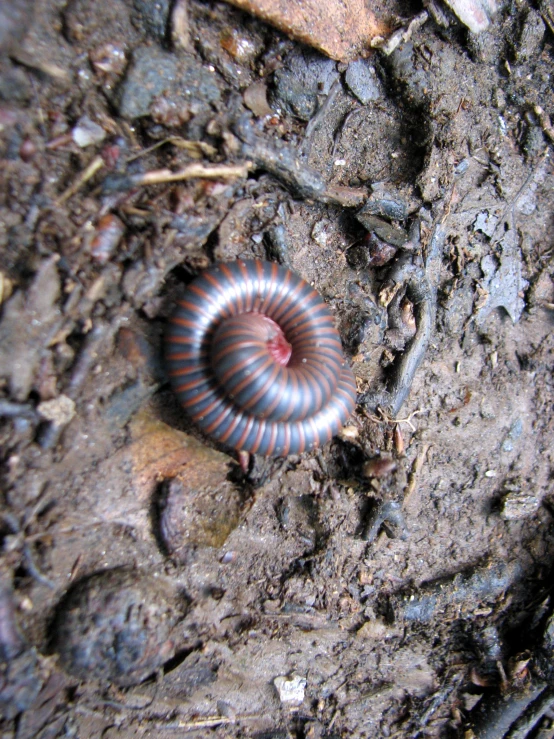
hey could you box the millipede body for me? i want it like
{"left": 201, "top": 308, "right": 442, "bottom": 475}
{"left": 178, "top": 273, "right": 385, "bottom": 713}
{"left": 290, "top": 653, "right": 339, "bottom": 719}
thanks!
{"left": 165, "top": 259, "right": 356, "bottom": 456}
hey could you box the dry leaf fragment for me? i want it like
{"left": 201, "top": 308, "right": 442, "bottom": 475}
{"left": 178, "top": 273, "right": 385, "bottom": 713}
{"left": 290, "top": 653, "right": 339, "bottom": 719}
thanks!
{"left": 222, "top": 0, "right": 391, "bottom": 62}
{"left": 88, "top": 409, "right": 235, "bottom": 540}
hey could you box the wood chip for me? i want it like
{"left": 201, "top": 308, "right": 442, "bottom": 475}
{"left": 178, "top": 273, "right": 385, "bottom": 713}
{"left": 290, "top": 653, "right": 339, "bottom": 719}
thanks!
{"left": 222, "top": 0, "right": 392, "bottom": 62}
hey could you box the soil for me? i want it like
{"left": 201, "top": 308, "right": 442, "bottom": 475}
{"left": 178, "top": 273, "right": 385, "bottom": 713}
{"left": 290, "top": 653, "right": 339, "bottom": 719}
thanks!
{"left": 1, "top": 0, "right": 554, "bottom": 737}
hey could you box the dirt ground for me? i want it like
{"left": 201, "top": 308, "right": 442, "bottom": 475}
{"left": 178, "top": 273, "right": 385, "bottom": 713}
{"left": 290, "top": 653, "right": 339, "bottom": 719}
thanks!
{"left": 1, "top": 0, "right": 554, "bottom": 737}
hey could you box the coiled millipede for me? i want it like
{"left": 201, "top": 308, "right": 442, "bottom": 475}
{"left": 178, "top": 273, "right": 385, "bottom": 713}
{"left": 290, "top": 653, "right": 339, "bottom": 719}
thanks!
{"left": 165, "top": 259, "right": 357, "bottom": 457}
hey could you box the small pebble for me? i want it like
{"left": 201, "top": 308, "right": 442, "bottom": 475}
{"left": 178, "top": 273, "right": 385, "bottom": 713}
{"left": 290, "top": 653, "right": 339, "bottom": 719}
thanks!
{"left": 345, "top": 60, "right": 381, "bottom": 104}
{"left": 90, "top": 214, "right": 125, "bottom": 264}
{"left": 473, "top": 211, "right": 498, "bottom": 237}
{"left": 514, "top": 9, "right": 545, "bottom": 63}
{"left": 19, "top": 138, "right": 36, "bottom": 162}
{"left": 37, "top": 395, "right": 76, "bottom": 427}
{"left": 340, "top": 425, "right": 359, "bottom": 441}
{"left": 274, "top": 674, "right": 306, "bottom": 705}
{"left": 357, "top": 618, "right": 400, "bottom": 639}
{"left": 89, "top": 43, "right": 127, "bottom": 78}
{"left": 501, "top": 488, "right": 541, "bottom": 520}
{"left": 132, "top": 0, "right": 171, "bottom": 41}
{"left": 243, "top": 81, "right": 273, "bottom": 117}
{"left": 311, "top": 220, "right": 331, "bottom": 247}
{"left": 272, "top": 48, "right": 338, "bottom": 121}
{"left": 72, "top": 116, "right": 106, "bottom": 148}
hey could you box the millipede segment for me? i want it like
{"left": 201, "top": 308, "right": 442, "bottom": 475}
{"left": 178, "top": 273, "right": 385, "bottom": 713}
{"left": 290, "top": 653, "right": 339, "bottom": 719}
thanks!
{"left": 165, "top": 260, "right": 357, "bottom": 456}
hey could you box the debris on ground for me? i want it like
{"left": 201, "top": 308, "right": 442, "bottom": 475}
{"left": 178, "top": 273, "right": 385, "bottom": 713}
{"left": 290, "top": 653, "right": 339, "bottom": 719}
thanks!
{"left": 1, "top": 0, "right": 554, "bottom": 735}
{"left": 274, "top": 674, "right": 307, "bottom": 706}
{"left": 476, "top": 227, "right": 528, "bottom": 325}
{"left": 221, "top": 0, "right": 393, "bottom": 62}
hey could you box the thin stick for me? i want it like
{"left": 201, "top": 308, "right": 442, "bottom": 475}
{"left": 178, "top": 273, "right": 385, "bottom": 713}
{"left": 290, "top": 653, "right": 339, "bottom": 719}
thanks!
{"left": 403, "top": 443, "right": 431, "bottom": 507}
{"left": 56, "top": 156, "right": 104, "bottom": 204}
{"left": 131, "top": 162, "right": 252, "bottom": 187}
{"left": 126, "top": 137, "right": 217, "bottom": 163}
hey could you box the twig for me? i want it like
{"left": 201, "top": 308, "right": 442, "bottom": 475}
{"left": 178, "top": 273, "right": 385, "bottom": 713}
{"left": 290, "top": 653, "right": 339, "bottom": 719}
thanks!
{"left": 470, "top": 684, "right": 554, "bottom": 739}
{"left": 375, "top": 10, "right": 429, "bottom": 55}
{"left": 412, "top": 674, "right": 463, "bottom": 737}
{"left": 332, "top": 106, "right": 365, "bottom": 159}
{"left": 67, "top": 318, "right": 125, "bottom": 399}
{"left": 0, "top": 578, "right": 26, "bottom": 659}
{"left": 40, "top": 316, "right": 127, "bottom": 450}
{"left": 56, "top": 155, "right": 104, "bottom": 204}
{"left": 22, "top": 542, "right": 55, "bottom": 589}
{"left": 10, "top": 48, "right": 69, "bottom": 81}
{"left": 303, "top": 77, "right": 342, "bottom": 157}
{"left": 541, "top": 10, "right": 554, "bottom": 36}
{"left": 403, "top": 443, "right": 431, "bottom": 507}
{"left": 171, "top": 0, "right": 191, "bottom": 51}
{"left": 126, "top": 137, "right": 217, "bottom": 163}
{"left": 0, "top": 400, "right": 39, "bottom": 420}
{"left": 363, "top": 500, "right": 408, "bottom": 542}
{"left": 362, "top": 224, "right": 446, "bottom": 416}
{"left": 367, "top": 407, "right": 424, "bottom": 433}
{"left": 130, "top": 162, "right": 251, "bottom": 186}
{"left": 393, "top": 409, "right": 424, "bottom": 432}
{"left": 174, "top": 717, "right": 235, "bottom": 729}
{"left": 232, "top": 114, "right": 367, "bottom": 207}
{"left": 0, "top": 513, "right": 55, "bottom": 590}
{"left": 158, "top": 713, "right": 263, "bottom": 731}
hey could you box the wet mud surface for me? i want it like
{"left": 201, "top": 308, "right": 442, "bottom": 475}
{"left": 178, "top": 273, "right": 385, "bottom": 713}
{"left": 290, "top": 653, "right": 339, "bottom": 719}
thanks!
{"left": 1, "top": 0, "right": 554, "bottom": 737}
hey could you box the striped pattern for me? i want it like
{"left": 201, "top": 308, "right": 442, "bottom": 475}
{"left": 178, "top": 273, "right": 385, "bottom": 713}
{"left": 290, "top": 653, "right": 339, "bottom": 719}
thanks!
{"left": 165, "top": 260, "right": 357, "bottom": 457}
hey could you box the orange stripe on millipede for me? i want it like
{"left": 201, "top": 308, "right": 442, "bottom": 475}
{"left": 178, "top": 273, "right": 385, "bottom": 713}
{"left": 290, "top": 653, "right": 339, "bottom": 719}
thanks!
{"left": 249, "top": 420, "right": 266, "bottom": 454}
{"left": 204, "top": 402, "right": 233, "bottom": 434}
{"left": 236, "top": 415, "right": 255, "bottom": 450}
{"left": 217, "top": 411, "right": 243, "bottom": 443}
{"left": 242, "top": 363, "right": 281, "bottom": 410}
{"left": 222, "top": 355, "right": 273, "bottom": 395}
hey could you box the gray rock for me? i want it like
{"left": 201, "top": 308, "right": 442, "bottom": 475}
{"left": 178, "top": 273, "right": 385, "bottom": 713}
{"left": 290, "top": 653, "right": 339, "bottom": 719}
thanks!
{"left": 354, "top": 213, "right": 409, "bottom": 247}
{"left": 442, "top": 0, "right": 497, "bottom": 33}
{"left": 72, "top": 116, "right": 106, "bottom": 147}
{"left": 0, "top": 62, "right": 31, "bottom": 103}
{"left": 0, "top": 0, "right": 35, "bottom": 53}
{"left": 118, "top": 46, "right": 220, "bottom": 121}
{"left": 64, "top": 0, "right": 139, "bottom": 49}
{"left": 440, "top": 276, "right": 475, "bottom": 336}
{"left": 523, "top": 125, "right": 546, "bottom": 161}
{"left": 118, "top": 46, "right": 178, "bottom": 119}
{"left": 272, "top": 49, "right": 338, "bottom": 121}
{"left": 501, "top": 418, "right": 523, "bottom": 452}
{"left": 52, "top": 570, "right": 184, "bottom": 686}
{"left": 361, "top": 192, "right": 408, "bottom": 221}
{"left": 501, "top": 483, "right": 540, "bottom": 520}
{"left": 132, "top": 0, "right": 171, "bottom": 43}
{"left": 0, "top": 257, "right": 62, "bottom": 401}
{"left": 345, "top": 60, "right": 381, "bottom": 104}
{"left": 473, "top": 210, "right": 498, "bottom": 237}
